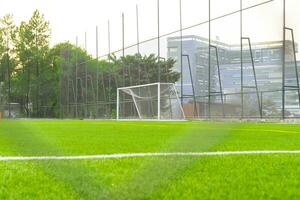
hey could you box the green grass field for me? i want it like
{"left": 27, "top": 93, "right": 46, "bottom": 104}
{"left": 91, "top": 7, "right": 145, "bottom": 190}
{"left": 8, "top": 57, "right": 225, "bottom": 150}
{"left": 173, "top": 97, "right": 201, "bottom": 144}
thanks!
{"left": 1, "top": 120, "right": 300, "bottom": 199}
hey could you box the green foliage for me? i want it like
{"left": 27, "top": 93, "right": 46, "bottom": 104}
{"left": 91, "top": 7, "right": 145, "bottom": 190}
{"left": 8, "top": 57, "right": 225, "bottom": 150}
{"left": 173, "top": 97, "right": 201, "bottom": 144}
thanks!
{"left": 105, "top": 53, "right": 180, "bottom": 106}
{"left": 0, "top": 14, "right": 16, "bottom": 106}
{"left": 57, "top": 44, "right": 180, "bottom": 118}
{"left": 13, "top": 10, "right": 51, "bottom": 117}
{"left": 0, "top": 10, "right": 179, "bottom": 118}
{"left": 109, "top": 53, "right": 180, "bottom": 85}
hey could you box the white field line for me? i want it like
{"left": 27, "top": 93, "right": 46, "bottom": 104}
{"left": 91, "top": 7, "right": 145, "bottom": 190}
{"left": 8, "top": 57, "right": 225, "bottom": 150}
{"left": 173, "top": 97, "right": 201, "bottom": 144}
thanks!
{"left": 1, "top": 150, "right": 300, "bottom": 161}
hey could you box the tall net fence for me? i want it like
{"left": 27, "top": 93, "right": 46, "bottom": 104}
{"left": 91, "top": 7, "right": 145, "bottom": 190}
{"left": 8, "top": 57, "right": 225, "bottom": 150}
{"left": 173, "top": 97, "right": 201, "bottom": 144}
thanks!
{"left": 57, "top": 0, "right": 300, "bottom": 120}
{"left": 2, "top": 0, "right": 300, "bottom": 120}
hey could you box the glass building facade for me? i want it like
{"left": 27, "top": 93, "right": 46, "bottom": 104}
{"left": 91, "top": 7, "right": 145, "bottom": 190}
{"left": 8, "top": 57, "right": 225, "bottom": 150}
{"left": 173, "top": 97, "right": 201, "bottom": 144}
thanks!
{"left": 167, "top": 35, "right": 300, "bottom": 116}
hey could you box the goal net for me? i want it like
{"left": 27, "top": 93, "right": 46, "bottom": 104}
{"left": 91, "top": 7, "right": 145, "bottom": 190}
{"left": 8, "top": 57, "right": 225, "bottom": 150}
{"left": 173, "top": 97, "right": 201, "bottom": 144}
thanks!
{"left": 117, "top": 83, "right": 185, "bottom": 120}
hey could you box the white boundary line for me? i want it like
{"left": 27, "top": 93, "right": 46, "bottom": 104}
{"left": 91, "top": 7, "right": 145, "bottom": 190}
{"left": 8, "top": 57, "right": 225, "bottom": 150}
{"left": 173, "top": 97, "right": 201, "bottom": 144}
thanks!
{"left": 1, "top": 150, "right": 300, "bottom": 161}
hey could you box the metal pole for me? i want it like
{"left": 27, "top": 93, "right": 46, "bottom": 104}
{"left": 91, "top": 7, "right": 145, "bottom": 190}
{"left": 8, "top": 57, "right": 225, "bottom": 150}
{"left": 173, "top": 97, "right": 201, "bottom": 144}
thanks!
{"left": 108, "top": 20, "right": 111, "bottom": 56}
{"left": 290, "top": 29, "right": 300, "bottom": 109}
{"left": 116, "top": 88, "right": 119, "bottom": 120}
{"left": 285, "top": 28, "right": 300, "bottom": 109}
{"left": 248, "top": 38, "right": 262, "bottom": 118}
{"left": 241, "top": 0, "right": 244, "bottom": 119}
{"left": 35, "top": 28, "right": 39, "bottom": 117}
{"left": 180, "top": 0, "right": 184, "bottom": 107}
{"left": 67, "top": 78, "right": 70, "bottom": 115}
{"left": 122, "top": 13, "right": 125, "bottom": 87}
{"left": 158, "top": 83, "right": 161, "bottom": 120}
{"left": 108, "top": 20, "right": 112, "bottom": 118}
{"left": 214, "top": 46, "right": 225, "bottom": 117}
{"left": 122, "top": 13, "right": 127, "bottom": 116}
{"left": 100, "top": 25, "right": 107, "bottom": 116}
{"left": 122, "top": 13, "right": 125, "bottom": 58}
{"left": 208, "top": 0, "right": 211, "bottom": 118}
{"left": 157, "top": 0, "right": 161, "bottom": 83}
{"left": 96, "top": 26, "right": 99, "bottom": 118}
{"left": 75, "top": 36, "right": 78, "bottom": 118}
{"left": 26, "top": 44, "right": 30, "bottom": 118}
{"left": 96, "top": 27, "right": 99, "bottom": 60}
{"left": 85, "top": 32, "right": 87, "bottom": 51}
{"left": 261, "top": 91, "right": 263, "bottom": 116}
{"left": 183, "top": 55, "right": 199, "bottom": 118}
{"left": 7, "top": 34, "right": 11, "bottom": 118}
{"left": 209, "top": 45, "right": 225, "bottom": 117}
{"left": 282, "top": 0, "right": 286, "bottom": 119}
{"left": 59, "top": 54, "right": 62, "bottom": 119}
{"left": 130, "top": 90, "right": 142, "bottom": 119}
{"left": 85, "top": 32, "right": 88, "bottom": 118}
{"left": 136, "top": 5, "right": 140, "bottom": 54}
{"left": 136, "top": 4, "right": 141, "bottom": 86}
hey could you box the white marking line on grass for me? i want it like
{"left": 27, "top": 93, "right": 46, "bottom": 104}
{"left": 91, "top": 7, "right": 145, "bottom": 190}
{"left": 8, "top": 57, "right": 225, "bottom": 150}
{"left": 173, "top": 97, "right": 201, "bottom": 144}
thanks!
{"left": 1, "top": 150, "right": 300, "bottom": 161}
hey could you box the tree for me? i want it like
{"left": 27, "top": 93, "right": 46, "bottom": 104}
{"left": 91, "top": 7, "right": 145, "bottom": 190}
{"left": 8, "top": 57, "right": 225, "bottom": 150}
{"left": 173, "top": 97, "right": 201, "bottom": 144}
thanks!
{"left": 110, "top": 53, "right": 179, "bottom": 85}
{"left": 49, "top": 42, "right": 94, "bottom": 118}
{"left": 0, "top": 9, "right": 180, "bottom": 119}
{"left": 14, "top": 10, "right": 51, "bottom": 117}
{"left": 0, "top": 14, "right": 17, "bottom": 117}
{"left": 54, "top": 42, "right": 180, "bottom": 118}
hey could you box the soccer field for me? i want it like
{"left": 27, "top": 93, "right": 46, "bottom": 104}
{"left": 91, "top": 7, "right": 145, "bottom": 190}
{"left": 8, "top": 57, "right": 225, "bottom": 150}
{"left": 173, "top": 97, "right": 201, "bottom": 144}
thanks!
{"left": 0, "top": 120, "right": 300, "bottom": 199}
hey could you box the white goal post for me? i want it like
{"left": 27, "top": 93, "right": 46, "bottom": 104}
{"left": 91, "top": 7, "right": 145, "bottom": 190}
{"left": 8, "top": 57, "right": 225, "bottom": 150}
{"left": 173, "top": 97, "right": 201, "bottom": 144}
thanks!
{"left": 117, "top": 82, "right": 185, "bottom": 120}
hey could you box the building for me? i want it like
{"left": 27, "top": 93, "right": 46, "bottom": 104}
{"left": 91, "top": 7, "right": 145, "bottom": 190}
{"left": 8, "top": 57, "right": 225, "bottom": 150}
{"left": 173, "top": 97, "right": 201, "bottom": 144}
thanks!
{"left": 167, "top": 35, "right": 299, "bottom": 116}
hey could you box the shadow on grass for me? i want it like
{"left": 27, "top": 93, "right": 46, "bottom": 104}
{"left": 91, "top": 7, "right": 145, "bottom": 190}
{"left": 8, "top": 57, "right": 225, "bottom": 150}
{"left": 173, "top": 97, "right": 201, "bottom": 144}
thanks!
{"left": 0, "top": 120, "right": 119, "bottom": 199}
{"left": 0, "top": 120, "right": 237, "bottom": 199}
{"left": 109, "top": 122, "right": 236, "bottom": 199}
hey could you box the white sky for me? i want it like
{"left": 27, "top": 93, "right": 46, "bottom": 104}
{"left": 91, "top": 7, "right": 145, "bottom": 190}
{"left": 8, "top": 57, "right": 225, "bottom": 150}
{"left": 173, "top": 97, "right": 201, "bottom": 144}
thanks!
{"left": 1, "top": 0, "right": 299, "bottom": 58}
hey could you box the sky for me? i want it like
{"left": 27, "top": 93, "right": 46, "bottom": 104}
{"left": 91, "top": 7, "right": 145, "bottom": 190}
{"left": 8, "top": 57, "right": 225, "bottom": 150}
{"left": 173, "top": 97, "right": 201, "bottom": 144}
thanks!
{"left": 0, "top": 0, "right": 299, "bottom": 58}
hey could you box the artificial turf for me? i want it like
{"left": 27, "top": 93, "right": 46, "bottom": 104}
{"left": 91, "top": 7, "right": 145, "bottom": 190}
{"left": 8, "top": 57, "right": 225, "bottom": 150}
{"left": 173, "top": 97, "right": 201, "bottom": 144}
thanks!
{"left": 0, "top": 120, "right": 300, "bottom": 199}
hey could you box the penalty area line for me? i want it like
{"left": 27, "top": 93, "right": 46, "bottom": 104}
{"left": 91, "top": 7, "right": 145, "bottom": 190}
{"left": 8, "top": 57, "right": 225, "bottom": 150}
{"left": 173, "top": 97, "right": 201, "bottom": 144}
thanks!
{"left": 1, "top": 150, "right": 300, "bottom": 161}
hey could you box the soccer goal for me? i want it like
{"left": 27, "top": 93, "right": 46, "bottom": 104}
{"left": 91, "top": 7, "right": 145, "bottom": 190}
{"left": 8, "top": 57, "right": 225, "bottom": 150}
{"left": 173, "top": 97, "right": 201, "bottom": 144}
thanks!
{"left": 117, "top": 83, "right": 185, "bottom": 120}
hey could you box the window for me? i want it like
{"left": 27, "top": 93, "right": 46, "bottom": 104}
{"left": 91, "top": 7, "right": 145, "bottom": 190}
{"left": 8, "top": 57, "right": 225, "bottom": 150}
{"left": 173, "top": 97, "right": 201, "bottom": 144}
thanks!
{"left": 168, "top": 47, "right": 178, "bottom": 53}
